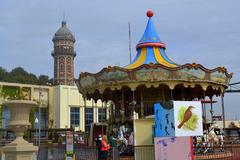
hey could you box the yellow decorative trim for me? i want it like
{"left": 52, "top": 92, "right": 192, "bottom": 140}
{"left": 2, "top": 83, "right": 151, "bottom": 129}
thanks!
{"left": 154, "top": 47, "right": 176, "bottom": 67}
{"left": 126, "top": 48, "right": 147, "bottom": 69}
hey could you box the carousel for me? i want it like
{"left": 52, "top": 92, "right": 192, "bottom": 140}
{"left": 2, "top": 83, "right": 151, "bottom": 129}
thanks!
{"left": 76, "top": 10, "right": 233, "bottom": 157}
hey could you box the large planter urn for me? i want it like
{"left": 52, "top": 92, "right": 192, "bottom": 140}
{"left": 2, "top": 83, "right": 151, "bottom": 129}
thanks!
{"left": 1, "top": 100, "right": 38, "bottom": 160}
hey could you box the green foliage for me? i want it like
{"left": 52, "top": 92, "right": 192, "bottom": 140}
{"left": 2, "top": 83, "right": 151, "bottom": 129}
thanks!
{"left": 0, "top": 105, "right": 2, "bottom": 127}
{"left": 0, "top": 86, "right": 23, "bottom": 100}
{"left": 29, "top": 107, "right": 37, "bottom": 127}
{"left": 178, "top": 106, "right": 199, "bottom": 131}
{"left": 0, "top": 67, "right": 7, "bottom": 81}
{"left": 0, "top": 66, "right": 52, "bottom": 85}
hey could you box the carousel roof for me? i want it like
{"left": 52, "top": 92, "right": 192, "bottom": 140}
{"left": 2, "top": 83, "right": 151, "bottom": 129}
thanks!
{"left": 76, "top": 10, "right": 232, "bottom": 99}
{"left": 126, "top": 10, "right": 178, "bottom": 69}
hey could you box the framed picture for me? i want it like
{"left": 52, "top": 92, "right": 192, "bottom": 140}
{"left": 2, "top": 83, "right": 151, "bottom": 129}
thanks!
{"left": 174, "top": 101, "right": 203, "bottom": 137}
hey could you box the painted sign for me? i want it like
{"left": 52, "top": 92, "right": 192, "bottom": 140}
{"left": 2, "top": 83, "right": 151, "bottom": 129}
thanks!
{"left": 154, "top": 102, "right": 175, "bottom": 137}
{"left": 154, "top": 137, "right": 194, "bottom": 160}
{"left": 66, "top": 131, "right": 74, "bottom": 160}
{"left": 174, "top": 101, "right": 203, "bottom": 137}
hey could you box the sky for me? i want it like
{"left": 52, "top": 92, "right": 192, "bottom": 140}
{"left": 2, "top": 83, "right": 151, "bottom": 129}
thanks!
{"left": 0, "top": 0, "right": 239, "bottom": 120}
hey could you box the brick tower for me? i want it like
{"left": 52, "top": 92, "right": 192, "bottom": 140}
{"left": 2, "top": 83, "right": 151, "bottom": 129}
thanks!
{"left": 52, "top": 20, "right": 76, "bottom": 85}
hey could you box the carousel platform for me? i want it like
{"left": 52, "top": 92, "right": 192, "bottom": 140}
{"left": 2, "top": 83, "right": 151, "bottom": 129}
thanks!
{"left": 194, "top": 152, "right": 232, "bottom": 159}
{"left": 119, "top": 156, "right": 134, "bottom": 160}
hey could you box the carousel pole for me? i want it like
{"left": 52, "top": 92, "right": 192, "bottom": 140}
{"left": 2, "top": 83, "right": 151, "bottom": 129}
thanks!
{"left": 140, "top": 88, "right": 144, "bottom": 118}
{"left": 221, "top": 92, "right": 226, "bottom": 130}
{"left": 210, "top": 97, "right": 213, "bottom": 123}
{"left": 132, "top": 90, "right": 135, "bottom": 117}
{"left": 83, "top": 97, "right": 86, "bottom": 132}
{"left": 121, "top": 90, "right": 125, "bottom": 124}
{"left": 202, "top": 93, "right": 208, "bottom": 132}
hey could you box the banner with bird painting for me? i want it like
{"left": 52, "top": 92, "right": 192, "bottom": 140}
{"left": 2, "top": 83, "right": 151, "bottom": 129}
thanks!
{"left": 174, "top": 101, "right": 203, "bottom": 137}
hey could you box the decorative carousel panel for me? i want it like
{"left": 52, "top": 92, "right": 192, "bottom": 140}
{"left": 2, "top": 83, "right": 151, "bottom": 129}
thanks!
{"left": 135, "top": 67, "right": 170, "bottom": 81}
{"left": 98, "top": 70, "right": 129, "bottom": 82}
{"left": 79, "top": 75, "right": 96, "bottom": 88}
{"left": 77, "top": 64, "right": 232, "bottom": 96}
{"left": 210, "top": 71, "right": 229, "bottom": 84}
{"left": 174, "top": 68, "right": 206, "bottom": 80}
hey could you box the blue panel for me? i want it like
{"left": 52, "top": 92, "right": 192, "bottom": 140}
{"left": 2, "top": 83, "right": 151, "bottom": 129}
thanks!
{"left": 154, "top": 102, "right": 175, "bottom": 137}
{"left": 144, "top": 47, "right": 157, "bottom": 64}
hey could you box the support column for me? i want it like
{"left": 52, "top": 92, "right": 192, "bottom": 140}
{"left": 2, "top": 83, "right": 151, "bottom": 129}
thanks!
{"left": 81, "top": 98, "right": 86, "bottom": 132}
{"left": 140, "top": 88, "right": 144, "bottom": 118}
{"left": 221, "top": 93, "right": 226, "bottom": 129}
{"left": 93, "top": 100, "right": 98, "bottom": 123}
{"left": 210, "top": 97, "right": 213, "bottom": 123}
{"left": 121, "top": 90, "right": 125, "bottom": 124}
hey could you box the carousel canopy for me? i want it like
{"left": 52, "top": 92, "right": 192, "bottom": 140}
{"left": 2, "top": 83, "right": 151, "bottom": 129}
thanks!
{"left": 76, "top": 10, "right": 232, "bottom": 101}
{"left": 126, "top": 10, "right": 178, "bottom": 69}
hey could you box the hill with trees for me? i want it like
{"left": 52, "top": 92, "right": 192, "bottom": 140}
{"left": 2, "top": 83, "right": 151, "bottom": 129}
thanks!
{"left": 0, "top": 66, "right": 52, "bottom": 85}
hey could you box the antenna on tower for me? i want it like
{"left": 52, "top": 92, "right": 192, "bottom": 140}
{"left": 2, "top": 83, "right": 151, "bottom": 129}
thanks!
{"left": 63, "top": 11, "right": 66, "bottom": 21}
{"left": 128, "top": 22, "right": 132, "bottom": 63}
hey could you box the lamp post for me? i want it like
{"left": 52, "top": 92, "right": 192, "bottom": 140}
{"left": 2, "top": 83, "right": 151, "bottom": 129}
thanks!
{"left": 34, "top": 117, "right": 38, "bottom": 145}
{"left": 38, "top": 86, "right": 43, "bottom": 147}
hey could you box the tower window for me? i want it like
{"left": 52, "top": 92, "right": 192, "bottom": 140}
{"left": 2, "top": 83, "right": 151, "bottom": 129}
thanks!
{"left": 60, "top": 64, "right": 64, "bottom": 72}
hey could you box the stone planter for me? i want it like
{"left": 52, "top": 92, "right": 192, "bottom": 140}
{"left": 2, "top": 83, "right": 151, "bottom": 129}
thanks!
{"left": 1, "top": 100, "right": 38, "bottom": 160}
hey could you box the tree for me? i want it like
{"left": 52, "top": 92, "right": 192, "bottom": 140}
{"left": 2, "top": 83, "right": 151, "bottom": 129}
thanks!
{"left": 0, "top": 66, "right": 52, "bottom": 85}
{"left": 38, "top": 75, "right": 49, "bottom": 85}
{"left": 0, "top": 67, "right": 7, "bottom": 81}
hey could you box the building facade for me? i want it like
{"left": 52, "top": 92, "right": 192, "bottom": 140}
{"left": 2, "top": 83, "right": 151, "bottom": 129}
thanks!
{"left": 0, "top": 82, "right": 108, "bottom": 132}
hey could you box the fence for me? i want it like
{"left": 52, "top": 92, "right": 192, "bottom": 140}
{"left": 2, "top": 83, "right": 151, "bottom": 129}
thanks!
{"left": 37, "top": 144, "right": 121, "bottom": 160}
{"left": 194, "top": 143, "right": 240, "bottom": 160}
{"left": 134, "top": 145, "right": 154, "bottom": 160}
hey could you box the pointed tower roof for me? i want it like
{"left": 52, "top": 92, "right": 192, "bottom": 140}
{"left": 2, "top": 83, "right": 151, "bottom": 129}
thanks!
{"left": 126, "top": 10, "right": 178, "bottom": 69}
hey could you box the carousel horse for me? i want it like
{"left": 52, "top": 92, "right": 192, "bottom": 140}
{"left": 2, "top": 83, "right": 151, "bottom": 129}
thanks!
{"left": 117, "top": 125, "right": 128, "bottom": 154}
{"left": 203, "top": 123, "right": 224, "bottom": 153}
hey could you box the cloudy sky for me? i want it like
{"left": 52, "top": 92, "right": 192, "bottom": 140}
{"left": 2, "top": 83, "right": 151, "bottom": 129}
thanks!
{"left": 0, "top": 0, "right": 239, "bottom": 120}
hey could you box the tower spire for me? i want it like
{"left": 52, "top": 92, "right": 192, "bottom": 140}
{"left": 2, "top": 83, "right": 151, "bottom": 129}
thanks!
{"left": 62, "top": 12, "right": 66, "bottom": 27}
{"left": 63, "top": 11, "right": 66, "bottom": 21}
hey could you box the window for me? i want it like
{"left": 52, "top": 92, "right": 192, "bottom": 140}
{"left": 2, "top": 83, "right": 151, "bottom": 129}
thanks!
{"left": 34, "top": 108, "right": 47, "bottom": 129}
{"left": 85, "top": 108, "right": 93, "bottom": 133}
{"left": 2, "top": 106, "right": 10, "bottom": 129}
{"left": 60, "top": 64, "right": 65, "bottom": 72}
{"left": 34, "top": 108, "right": 48, "bottom": 138}
{"left": 98, "top": 108, "right": 106, "bottom": 123}
{"left": 70, "top": 107, "right": 80, "bottom": 127}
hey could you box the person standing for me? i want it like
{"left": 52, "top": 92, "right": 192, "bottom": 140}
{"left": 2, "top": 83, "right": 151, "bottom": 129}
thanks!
{"left": 96, "top": 135, "right": 102, "bottom": 160}
{"left": 101, "top": 135, "right": 110, "bottom": 160}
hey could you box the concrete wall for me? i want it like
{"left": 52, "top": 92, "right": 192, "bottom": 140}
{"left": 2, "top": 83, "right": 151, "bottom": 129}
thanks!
{"left": 134, "top": 118, "right": 154, "bottom": 160}
{"left": 134, "top": 118, "right": 154, "bottom": 146}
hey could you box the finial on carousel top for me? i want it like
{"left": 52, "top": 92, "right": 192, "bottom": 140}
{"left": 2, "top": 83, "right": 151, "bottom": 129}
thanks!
{"left": 136, "top": 10, "right": 166, "bottom": 50}
{"left": 147, "top": 10, "right": 154, "bottom": 18}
